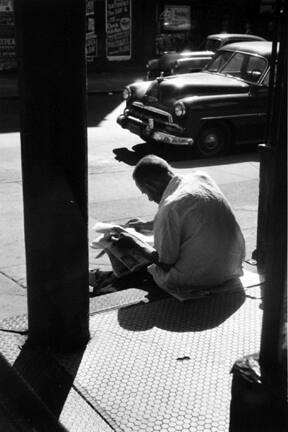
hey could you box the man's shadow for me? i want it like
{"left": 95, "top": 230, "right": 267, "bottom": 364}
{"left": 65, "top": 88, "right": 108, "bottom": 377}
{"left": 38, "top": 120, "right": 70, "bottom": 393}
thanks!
{"left": 118, "top": 281, "right": 246, "bottom": 333}
{"left": 113, "top": 142, "right": 194, "bottom": 166}
{"left": 113, "top": 142, "right": 258, "bottom": 167}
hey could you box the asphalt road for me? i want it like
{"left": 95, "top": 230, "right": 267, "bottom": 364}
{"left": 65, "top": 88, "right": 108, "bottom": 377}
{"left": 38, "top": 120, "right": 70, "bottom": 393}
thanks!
{"left": 0, "top": 93, "right": 259, "bottom": 289}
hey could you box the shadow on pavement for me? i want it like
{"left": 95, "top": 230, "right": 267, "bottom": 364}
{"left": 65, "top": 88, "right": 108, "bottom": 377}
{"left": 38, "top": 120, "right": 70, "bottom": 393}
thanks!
{"left": 113, "top": 141, "right": 259, "bottom": 168}
{"left": 0, "top": 93, "right": 123, "bottom": 133}
{"left": 86, "top": 93, "right": 123, "bottom": 128}
{"left": 0, "top": 98, "right": 20, "bottom": 133}
{"left": 12, "top": 341, "right": 84, "bottom": 418}
{"left": 118, "top": 287, "right": 245, "bottom": 332}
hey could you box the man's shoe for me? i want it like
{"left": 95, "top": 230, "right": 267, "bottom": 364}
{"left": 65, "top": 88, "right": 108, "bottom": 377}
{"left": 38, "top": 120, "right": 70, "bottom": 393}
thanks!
{"left": 89, "top": 269, "right": 115, "bottom": 289}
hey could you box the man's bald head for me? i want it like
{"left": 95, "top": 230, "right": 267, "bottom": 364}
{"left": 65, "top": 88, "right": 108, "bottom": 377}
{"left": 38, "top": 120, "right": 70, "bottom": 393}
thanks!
{"left": 133, "top": 155, "right": 173, "bottom": 183}
{"left": 133, "top": 155, "right": 175, "bottom": 203}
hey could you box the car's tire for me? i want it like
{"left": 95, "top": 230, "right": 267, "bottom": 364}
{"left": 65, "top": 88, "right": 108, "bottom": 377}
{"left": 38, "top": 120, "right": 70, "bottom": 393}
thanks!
{"left": 196, "top": 124, "right": 230, "bottom": 158}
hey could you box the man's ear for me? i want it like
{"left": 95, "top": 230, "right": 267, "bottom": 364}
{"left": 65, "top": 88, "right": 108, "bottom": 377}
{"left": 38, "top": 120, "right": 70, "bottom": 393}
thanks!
{"left": 143, "top": 180, "right": 158, "bottom": 194}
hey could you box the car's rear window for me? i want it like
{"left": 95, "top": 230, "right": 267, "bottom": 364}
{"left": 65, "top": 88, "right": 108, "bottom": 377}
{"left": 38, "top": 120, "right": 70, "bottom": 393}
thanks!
{"left": 204, "top": 38, "right": 221, "bottom": 52}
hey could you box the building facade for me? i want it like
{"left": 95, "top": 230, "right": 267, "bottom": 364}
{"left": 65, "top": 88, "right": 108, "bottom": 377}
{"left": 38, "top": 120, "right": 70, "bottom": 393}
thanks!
{"left": 0, "top": 0, "right": 277, "bottom": 72}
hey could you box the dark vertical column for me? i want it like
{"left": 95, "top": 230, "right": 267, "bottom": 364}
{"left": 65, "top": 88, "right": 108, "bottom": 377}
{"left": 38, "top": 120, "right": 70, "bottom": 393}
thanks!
{"left": 259, "top": 0, "right": 287, "bottom": 376}
{"left": 254, "top": 0, "right": 284, "bottom": 269}
{"left": 14, "top": 0, "right": 90, "bottom": 351}
{"left": 229, "top": 3, "right": 287, "bottom": 431}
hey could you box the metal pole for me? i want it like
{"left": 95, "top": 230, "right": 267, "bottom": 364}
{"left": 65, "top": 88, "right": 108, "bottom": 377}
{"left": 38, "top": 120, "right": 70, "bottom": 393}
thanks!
{"left": 259, "top": 0, "right": 287, "bottom": 392}
{"left": 14, "top": 0, "right": 90, "bottom": 351}
{"left": 254, "top": 0, "right": 282, "bottom": 269}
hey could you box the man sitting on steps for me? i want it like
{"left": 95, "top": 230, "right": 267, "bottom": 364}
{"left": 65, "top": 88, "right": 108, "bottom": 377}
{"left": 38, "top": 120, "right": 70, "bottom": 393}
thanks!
{"left": 90, "top": 155, "right": 245, "bottom": 301}
{"left": 122, "top": 155, "right": 245, "bottom": 300}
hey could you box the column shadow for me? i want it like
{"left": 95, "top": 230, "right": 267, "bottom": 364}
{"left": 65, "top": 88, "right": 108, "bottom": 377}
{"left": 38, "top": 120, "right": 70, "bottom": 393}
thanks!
{"left": 12, "top": 340, "right": 85, "bottom": 419}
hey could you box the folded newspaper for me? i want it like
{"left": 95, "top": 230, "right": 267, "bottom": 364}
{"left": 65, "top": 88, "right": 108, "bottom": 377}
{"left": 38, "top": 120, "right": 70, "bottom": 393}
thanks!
{"left": 90, "top": 221, "right": 155, "bottom": 277}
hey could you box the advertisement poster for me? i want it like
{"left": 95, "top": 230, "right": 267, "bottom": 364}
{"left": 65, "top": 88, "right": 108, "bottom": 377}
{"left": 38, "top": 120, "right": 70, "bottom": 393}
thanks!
{"left": 86, "top": 0, "right": 97, "bottom": 62}
{"left": 161, "top": 5, "right": 191, "bottom": 31}
{"left": 106, "top": 0, "right": 131, "bottom": 61}
{"left": 0, "top": 0, "right": 16, "bottom": 70}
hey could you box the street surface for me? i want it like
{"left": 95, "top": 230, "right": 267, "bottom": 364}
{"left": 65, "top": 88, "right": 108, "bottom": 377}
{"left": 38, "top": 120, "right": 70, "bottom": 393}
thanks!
{"left": 0, "top": 93, "right": 260, "bottom": 317}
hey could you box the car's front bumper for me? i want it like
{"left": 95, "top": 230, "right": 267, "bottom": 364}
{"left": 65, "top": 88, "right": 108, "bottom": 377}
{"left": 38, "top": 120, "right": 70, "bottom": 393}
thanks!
{"left": 117, "top": 113, "right": 194, "bottom": 146}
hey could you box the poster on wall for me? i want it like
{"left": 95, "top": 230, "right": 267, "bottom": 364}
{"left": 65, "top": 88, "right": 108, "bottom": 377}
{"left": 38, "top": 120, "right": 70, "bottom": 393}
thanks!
{"left": 106, "top": 0, "right": 131, "bottom": 61}
{"left": 86, "top": 0, "right": 97, "bottom": 62}
{"left": 161, "top": 5, "right": 191, "bottom": 31}
{"left": 0, "top": 0, "right": 16, "bottom": 70}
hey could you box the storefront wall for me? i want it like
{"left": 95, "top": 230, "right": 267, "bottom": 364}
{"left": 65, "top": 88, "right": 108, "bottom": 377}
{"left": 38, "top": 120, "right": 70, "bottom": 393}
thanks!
{"left": 88, "top": 0, "right": 276, "bottom": 71}
{"left": 0, "top": 0, "right": 277, "bottom": 73}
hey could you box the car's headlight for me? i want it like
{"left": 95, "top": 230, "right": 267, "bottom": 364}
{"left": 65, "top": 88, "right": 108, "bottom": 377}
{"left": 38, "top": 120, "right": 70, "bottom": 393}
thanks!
{"left": 122, "top": 87, "right": 131, "bottom": 100}
{"left": 174, "top": 102, "right": 186, "bottom": 117}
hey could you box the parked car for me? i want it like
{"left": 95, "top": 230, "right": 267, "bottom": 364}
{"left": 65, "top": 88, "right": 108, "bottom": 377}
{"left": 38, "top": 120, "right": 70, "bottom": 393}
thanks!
{"left": 117, "top": 41, "right": 273, "bottom": 157}
{"left": 146, "top": 33, "right": 266, "bottom": 79}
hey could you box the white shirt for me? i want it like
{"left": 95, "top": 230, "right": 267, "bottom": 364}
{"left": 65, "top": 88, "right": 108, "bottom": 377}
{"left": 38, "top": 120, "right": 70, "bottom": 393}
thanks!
{"left": 148, "top": 172, "right": 245, "bottom": 300}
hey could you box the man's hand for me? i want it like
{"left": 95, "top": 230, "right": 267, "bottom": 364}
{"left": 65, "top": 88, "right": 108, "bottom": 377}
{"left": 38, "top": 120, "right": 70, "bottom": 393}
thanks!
{"left": 124, "top": 218, "right": 154, "bottom": 233}
{"left": 110, "top": 231, "right": 158, "bottom": 262}
{"left": 110, "top": 231, "right": 136, "bottom": 248}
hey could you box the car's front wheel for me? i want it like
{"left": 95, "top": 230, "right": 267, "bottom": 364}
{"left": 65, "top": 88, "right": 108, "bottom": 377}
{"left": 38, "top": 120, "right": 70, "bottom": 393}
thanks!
{"left": 196, "top": 124, "right": 229, "bottom": 157}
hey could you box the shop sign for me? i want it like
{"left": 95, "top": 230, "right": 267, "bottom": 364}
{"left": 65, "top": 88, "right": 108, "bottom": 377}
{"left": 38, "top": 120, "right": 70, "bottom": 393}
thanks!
{"left": 86, "top": 34, "right": 98, "bottom": 62}
{"left": 0, "top": 0, "right": 13, "bottom": 13}
{"left": 161, "top": 5, "right": 191, "bottom": 31}
{"left": 106, "top": 0, "right": 131, "bottom": 61}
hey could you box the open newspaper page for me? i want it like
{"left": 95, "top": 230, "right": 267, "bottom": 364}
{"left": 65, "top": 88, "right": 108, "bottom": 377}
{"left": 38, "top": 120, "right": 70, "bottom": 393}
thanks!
{"left": 90, "top": 222, "right": 155, "bottom": 277}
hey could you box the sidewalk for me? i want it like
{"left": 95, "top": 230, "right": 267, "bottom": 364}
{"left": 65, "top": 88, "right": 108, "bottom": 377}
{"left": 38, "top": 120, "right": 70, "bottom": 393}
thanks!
{"left": 0, "top": 269, "right": 263, "bottom": 431}
{"left": 0, "top": 68, "right": 264, "bottom": 431}
{"left": 0, "top": 69, "right": 146, "bottom": 98}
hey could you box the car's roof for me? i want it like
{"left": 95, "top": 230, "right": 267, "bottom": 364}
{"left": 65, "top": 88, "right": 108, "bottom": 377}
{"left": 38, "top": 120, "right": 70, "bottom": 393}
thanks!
{"left": 207, "top": 33, "right": 266, "bottom": 41}
{"left": 219, "top": 41, "right": 273, "bottom": 57}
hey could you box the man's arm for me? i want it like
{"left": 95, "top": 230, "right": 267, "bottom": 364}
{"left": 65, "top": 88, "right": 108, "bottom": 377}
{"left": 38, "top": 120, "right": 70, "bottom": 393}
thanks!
{"left": 147, "top": 250, "right": 172, "bottom": 271}
{"left": 110, "top": 232, "right": 171, "bottom": 271}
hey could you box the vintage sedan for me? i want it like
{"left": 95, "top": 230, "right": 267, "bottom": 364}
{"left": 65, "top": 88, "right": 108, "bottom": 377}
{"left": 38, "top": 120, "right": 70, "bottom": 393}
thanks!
{"left": 117, "top": 41, "right": 272, "bottom": 157}
{"left": 146, "top": 33, "right": 266, "bottom": 79}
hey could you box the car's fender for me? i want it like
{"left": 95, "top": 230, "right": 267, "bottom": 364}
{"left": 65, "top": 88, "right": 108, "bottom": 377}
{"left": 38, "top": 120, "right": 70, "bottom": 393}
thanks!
{"left": 175, "top": 93, "right": 253, "bottom": 136}
{"left": 124, "top": 81, "right": 153, "bottom": 104}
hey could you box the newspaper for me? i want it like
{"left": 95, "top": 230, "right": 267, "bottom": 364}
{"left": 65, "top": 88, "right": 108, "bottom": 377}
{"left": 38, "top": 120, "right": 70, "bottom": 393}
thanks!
{"left": 90, "top": 221, "right": 155, "bottom": 277}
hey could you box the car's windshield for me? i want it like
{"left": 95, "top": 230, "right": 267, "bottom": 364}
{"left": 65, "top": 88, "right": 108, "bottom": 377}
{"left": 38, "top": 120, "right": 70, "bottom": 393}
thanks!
{"left": 206, "top": 50, "right": 268, "bottom": 83}
{"left": 204, "top": 38, "right": 221, "bottom": 52}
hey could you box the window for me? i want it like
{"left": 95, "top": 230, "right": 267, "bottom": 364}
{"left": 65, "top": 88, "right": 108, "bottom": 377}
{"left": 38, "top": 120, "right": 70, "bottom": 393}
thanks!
{"left": 211, "top": 51, "right": 268, "bottom": 83}
{"left": 206, "top": 51, "right": 233, "bottom": 72}
{"left": 161, "top": 5, "right": 191, "bottom": 31}
{"left": 221, "top": 52, "right": 246, "bottom": 77}
{"left": 204, "top": 38, "right": 221, "bottom": 52}
{"left": 245, "top": 56, "right": 267, "bottom": 82}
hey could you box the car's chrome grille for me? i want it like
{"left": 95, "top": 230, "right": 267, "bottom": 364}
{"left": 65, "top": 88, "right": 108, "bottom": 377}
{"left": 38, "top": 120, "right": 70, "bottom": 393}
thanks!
{"left": 130, "top": 102, "right": 173, "bottom": 124}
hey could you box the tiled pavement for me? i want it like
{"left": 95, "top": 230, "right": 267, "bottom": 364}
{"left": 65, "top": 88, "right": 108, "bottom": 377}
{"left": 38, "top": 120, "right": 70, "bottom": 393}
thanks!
{"left": 0, "top": 270, "right": 263, "bottom": 431}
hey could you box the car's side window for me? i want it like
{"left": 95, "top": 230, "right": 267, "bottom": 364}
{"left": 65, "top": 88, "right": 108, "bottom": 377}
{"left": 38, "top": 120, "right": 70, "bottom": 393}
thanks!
{"left": 262, "top": 70, "right": 270, "bottom": 86}
{"left": 245, "top": 56, "right": 267, "bottom": 83}
{"left": 219, "top": 52, "right": 268, "bottom": 83}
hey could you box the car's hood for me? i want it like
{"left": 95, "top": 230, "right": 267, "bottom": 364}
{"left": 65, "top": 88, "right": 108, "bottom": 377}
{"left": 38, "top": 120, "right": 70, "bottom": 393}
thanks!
{"left": 144, "top": 72, "right": 249, "bottom": 107}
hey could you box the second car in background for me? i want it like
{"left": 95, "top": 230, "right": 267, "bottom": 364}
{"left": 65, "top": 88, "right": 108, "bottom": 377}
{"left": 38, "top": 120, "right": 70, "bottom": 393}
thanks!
{"left": 146, "top": 33, "right": 266, "bottom": 79}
